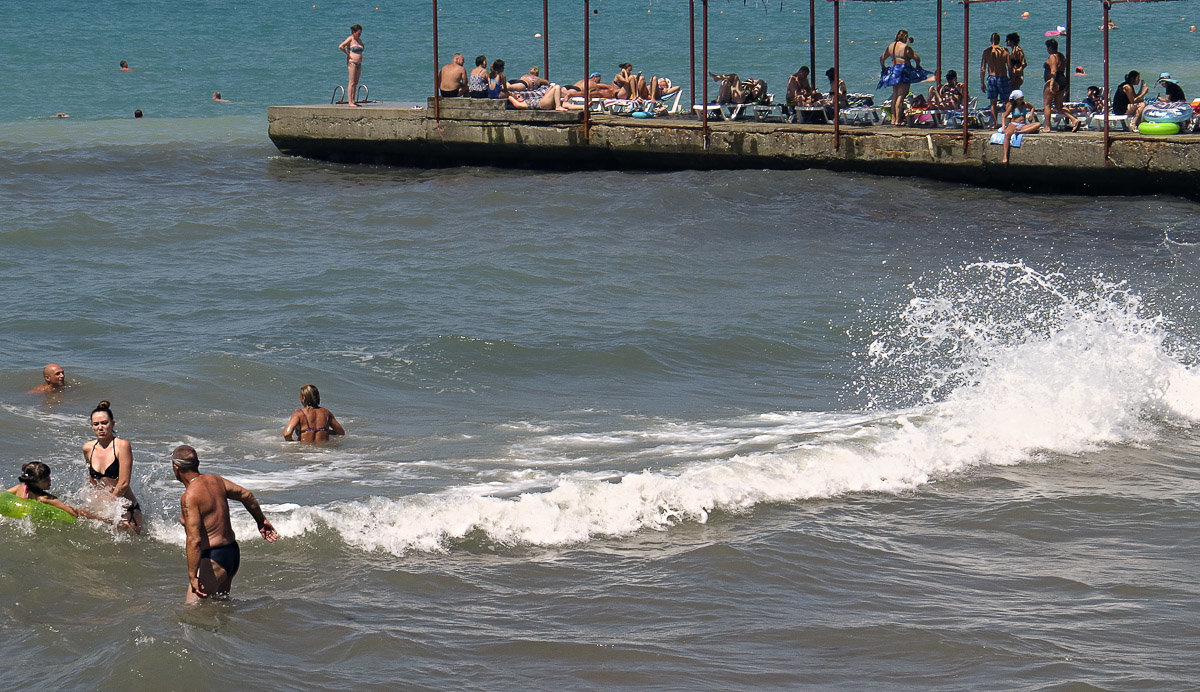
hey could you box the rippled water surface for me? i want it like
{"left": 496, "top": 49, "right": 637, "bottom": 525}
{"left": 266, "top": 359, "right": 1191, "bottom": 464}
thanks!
{"left": 3, "top": 1, "right": 1200, "bottom": 690}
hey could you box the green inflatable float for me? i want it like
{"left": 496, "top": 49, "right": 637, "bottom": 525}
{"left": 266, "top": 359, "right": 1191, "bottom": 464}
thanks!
{"left": 0, "top": 491, "right": 77, "bottom": 523}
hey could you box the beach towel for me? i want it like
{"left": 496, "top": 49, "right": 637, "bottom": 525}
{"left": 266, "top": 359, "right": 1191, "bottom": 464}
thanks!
{"left": 989, "top": 129, "right": 1023, "bottom": 147}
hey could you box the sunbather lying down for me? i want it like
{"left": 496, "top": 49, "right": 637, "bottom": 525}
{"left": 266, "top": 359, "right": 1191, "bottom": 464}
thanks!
{"left": 710, "top": 72, "right": 768, "bottom": 104}
{"left": 507, "top": 84, "right": 584, "bottom": 111}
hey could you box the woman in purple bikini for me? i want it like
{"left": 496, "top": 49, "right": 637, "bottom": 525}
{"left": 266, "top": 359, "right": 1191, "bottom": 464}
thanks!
{"left": 284, "top": 385, "right": 346, "bottom": 443}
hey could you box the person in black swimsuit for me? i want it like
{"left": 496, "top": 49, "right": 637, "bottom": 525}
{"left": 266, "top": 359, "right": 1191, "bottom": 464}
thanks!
{"left": 1112, "top": 70, "right": 1148, "bottom": 125}
{"left": 82, "top": 400, "right": 142, "bottom": 532}
{"left": 284, "top": 384, "right": 346, "bottom": 443}
{"left": 1042, "top": 38, "right": 1080, "bottom": 131}
{"left": 172, "top": 445, "right": 277, "bottom": 603}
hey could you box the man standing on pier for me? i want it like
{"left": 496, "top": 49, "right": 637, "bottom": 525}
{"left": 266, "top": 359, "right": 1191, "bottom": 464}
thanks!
{"left": 438, "top": 53, "right": 467, "bottom": 97}
{"left": 980, "top": 32, "right": 1011, "bottom": 125}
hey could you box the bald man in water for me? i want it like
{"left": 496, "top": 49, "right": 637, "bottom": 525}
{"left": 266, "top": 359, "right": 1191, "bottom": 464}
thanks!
{"left": 173, "top": 445, "right": 278, "bottom": 603}
{"left": 29, "top": 364, "right": 65, "bottom": 394}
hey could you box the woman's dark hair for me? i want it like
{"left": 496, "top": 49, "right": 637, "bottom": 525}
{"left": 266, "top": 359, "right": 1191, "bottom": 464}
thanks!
{"left": 1045, "top": 38, "right": 1059, "bottom": 51}
{"left": 475, "top": 55, "right": 486, "bottom": 67}
{"left": 946, "top": 70, "right": 958, "bottom": 80}
{"left": 90, "top": 400, "right": 114, "bottom": 424}
{"left": 1005, "top": 32, "right": 1020, "bottom": 45}
{"left": 618, "top": 62, "right": 632, "bottom": 71}
{"left": 491, "top": 59, "right": 505, "bottom": 75}
{"left": 1125, "top": 70, "right": 1139, "bottom": 83}
{"left": 350, "top": 24, "right": 362, "bottom": 33}
{"left": 19, "top": 462, "right": 51, "bottom": 495}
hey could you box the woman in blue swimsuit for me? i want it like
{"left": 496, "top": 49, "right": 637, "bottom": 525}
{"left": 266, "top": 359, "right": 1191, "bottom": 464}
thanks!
{"left": 82, "top": 401, "right": 142, "bottom": 532}
{"left": 284, "top": 385, "right": 346, "bottom": 443}
{"left": 1000, "top": 89, "right": 1040, "bottom": 164}
{"left": 338, "top": 24, "right": 364, "bottom": 107}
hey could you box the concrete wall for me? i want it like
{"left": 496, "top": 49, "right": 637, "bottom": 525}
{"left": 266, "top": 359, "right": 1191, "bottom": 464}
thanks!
{"left": 267, "top": 101, "right": 1200, "bottom": 199}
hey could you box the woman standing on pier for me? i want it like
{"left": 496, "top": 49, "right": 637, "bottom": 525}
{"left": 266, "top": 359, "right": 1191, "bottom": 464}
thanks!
{"left": 338, "top": 24, "right": 364, "bottom": 107}
{"left": 878, "top": 30, "right": 931, "bottom": 126}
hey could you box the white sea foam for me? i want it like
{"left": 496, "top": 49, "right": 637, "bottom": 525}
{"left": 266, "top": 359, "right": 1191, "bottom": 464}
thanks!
{"left": 159, "top": 263, "right": 1200, "bottom": 555}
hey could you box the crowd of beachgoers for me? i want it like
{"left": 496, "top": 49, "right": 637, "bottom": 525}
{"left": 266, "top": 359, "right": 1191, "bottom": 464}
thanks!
{"left": 337, "top": 23, "right": 1196, "bottom": 133}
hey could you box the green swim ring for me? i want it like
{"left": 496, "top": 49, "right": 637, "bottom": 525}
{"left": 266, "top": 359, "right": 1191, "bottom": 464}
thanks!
{"left": 0, "top": 491, "right": 77, "bottom": 523}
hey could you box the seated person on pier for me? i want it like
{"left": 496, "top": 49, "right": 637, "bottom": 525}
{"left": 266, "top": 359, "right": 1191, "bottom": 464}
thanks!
{"left": 1112, "top": 70, "right": 1148, "bottom": 125}
{"left": 1000, "top": 89, "right": 1039, "bottom": 164}
{"left": 1156, "top": 73, "right": 1186, "bottom": 103}
{"left": 487, "top": 60, "right": 524, "bottom": 100}
{"left": 438, "top": 53, "right": 467, "bottom": 97}
{"left": 468, "top": 55, "right": 489, "bottom": 98}
{"left": 647, "top": 77, "right": 680, "bottom": 101}
{"left": 507, "top": 84, "right": 585, "bottom": 111}
{"left": 567, "top": 72, "right": 617, "bottom": 99}
{"left": 710, "top": 73, "right": 747, "bottom": 104}
{"left": 824, "top": 68, "right": 849, "bottom": 109}
{"left": 513, "top": 66, "right": 550, "bottom": 90}
{"left": 613, "top": 63, "right": 642, "bottom": 99}
{"left": 1083, "top": 85, "right": 1106, "bottom": 114}
{"left": 786, "top": 66, "right": 820, "bottom": 108}
{"left": 926, "top": 70, "right": 965, "bottom": 109}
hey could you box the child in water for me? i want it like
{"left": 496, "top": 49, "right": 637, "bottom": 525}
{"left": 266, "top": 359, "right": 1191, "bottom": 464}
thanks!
{"left": 7, "top": 462, "right": 105, "bottom": 520}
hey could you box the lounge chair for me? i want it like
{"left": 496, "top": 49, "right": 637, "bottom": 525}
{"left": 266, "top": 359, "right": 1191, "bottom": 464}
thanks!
{"left": 566, "top": 96, "right": 606, "bottom": 112}
{"left": 839, "top": 106, "right": 881, "bottom": 125}
{"left": 1089, "top": 112, "right": 1129, "bottom": 131}
{"left": 752, "top": 104, "right": 786, "bottom": 122}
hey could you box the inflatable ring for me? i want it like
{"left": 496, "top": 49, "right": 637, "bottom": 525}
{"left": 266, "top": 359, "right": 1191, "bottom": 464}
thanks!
{"left": 1143, "top": 103, "right": 1192, "bottom": 123}
{"left": 1138, "top": 121, "right": 1180, "bottom": 135}
{"left": 0, "top": 491, "right": 76, "bottom": 523}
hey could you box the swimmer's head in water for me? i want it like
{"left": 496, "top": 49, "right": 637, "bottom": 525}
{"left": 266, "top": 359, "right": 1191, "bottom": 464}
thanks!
{"left": 19, "top": 461, "right": 52, "bottom": 487}
{"left": 300, "top": 384, "right": 321, "bottom": 408}
{"left": 171, "top": 445, "right": 200, "bottom": 472}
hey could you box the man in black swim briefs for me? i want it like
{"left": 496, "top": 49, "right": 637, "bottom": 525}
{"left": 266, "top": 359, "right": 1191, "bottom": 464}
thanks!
{"left": 172, "top": 445, "right": 278, "bottom": 604}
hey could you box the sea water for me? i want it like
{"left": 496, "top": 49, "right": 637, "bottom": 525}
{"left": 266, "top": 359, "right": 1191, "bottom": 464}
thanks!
{"left": 2, "top": 1, "right": 1199, "bottom": 690}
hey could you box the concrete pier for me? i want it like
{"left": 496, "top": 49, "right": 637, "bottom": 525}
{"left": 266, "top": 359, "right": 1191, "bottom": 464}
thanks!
{"left": 267, "top": 98, "right": 1200, "bottom": 199}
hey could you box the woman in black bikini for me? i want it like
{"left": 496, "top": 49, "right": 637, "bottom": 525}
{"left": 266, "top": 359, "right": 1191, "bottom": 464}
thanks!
{"left": 1042, "top": 38, "right": 1080, "bottom": 131}
{"left": 284, "top": 385, "right": 346, "bottom": 443}
{"left": 82, "top": 401, "right": 142, "bottom": 532}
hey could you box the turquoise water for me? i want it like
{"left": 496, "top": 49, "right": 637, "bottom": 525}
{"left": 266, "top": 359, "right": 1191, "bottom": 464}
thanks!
{"left": 2, "top": 2, "right": 1200, "bottom": 690}
{"left": 3, "top": 0, "right": 1196, "bottom": 122}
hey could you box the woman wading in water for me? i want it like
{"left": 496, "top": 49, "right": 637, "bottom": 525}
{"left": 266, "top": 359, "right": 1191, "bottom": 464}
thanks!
{"left": 82, "top": 401, "right": 142, "bottom": 532}
{"left": 284, "top": 385, "right": 346, "bottom": 443}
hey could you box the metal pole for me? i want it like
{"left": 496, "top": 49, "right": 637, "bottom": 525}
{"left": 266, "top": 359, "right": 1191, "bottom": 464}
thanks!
{"left": 1065, "top": 0, "right": 1073, "bottom": 100}
{"left": 584, "top": 0, "right": 590, "bottom": 142}
{"left": 690, "top": 0, "right": 696, "bottom": 112}
{"left": 834, "top": 0, "right": 841, "bottom": 150}
{"left": 543, "top": 0, "right": 550, "bottom": 80}
{"left": 809, "top": 0, "right": 816, "bottom": 84}
{"left": 433, "top": 0, "right": 440, "bottom": 121}
{"left": 703, "top": 0, "right": 709, "bottom": 146}
{"left": 962, "top": 0, "right": 969, "bottom": 153}
{"left": 937, "top": 0, "right": 943, "bottom": 84}
{"left": 1103, "top": 0, "right": 1110, "bottom": 162}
